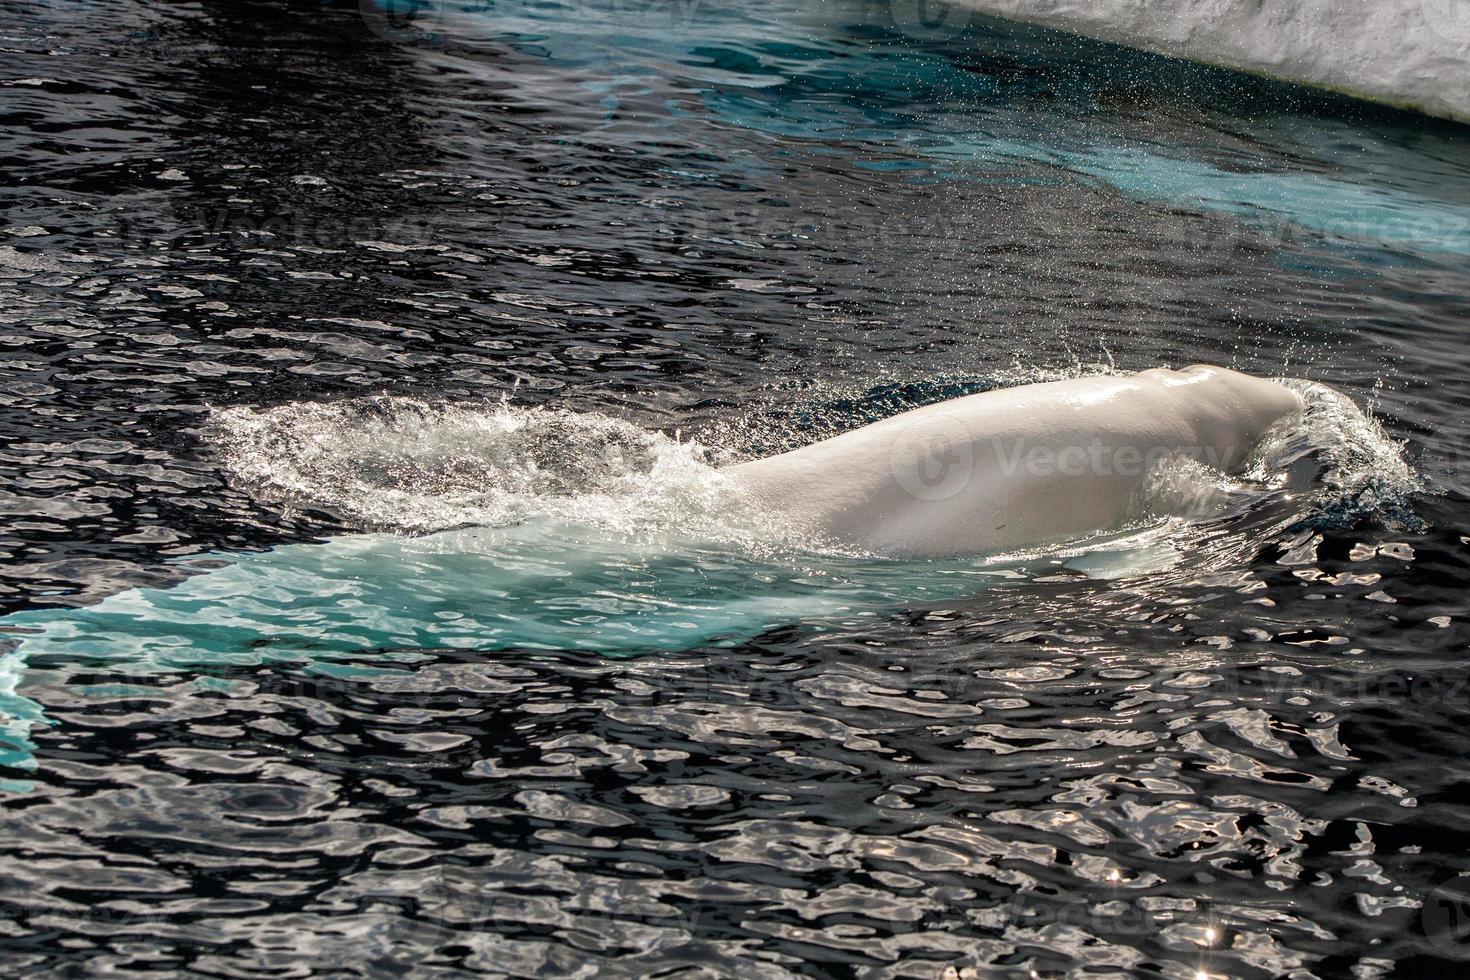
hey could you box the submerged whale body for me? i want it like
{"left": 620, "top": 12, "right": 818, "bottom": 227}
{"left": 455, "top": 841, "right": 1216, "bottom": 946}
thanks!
{"left": 726, "top": 365, "right": 1303, "bottom": 558}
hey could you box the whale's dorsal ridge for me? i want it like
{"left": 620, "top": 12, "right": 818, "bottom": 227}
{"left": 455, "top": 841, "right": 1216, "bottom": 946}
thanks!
{"left": 725, "top": 366, "right": 1303, "bottom": 559}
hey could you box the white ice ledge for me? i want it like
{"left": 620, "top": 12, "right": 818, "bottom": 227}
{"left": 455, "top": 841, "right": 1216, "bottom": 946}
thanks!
{"left": 950, "top": 0, "right": 1470, "bottom": 124}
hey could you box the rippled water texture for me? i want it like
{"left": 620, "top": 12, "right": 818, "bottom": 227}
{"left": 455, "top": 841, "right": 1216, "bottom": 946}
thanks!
{"left": 4, "top": 0, "right": 1470, "bottom": 976}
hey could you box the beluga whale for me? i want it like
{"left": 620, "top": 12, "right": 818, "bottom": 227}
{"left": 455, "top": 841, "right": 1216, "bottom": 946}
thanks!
{"left": 724, "top": 365, "right": 1303, "bottom": 558}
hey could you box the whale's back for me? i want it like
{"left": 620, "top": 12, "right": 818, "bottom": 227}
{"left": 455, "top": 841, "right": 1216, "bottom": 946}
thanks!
{"left": 724, "top": 368, "right": 1302, "bottom": 558}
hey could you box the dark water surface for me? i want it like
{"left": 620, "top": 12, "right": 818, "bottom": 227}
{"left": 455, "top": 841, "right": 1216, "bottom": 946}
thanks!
{"left": 5, "top": 0, "right": 1470, "bottom": 976}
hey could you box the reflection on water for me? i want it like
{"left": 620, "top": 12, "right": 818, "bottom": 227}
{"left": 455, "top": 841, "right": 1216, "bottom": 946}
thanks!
{"left": 3, "top": 0, "right": 1470, "bottom": 975}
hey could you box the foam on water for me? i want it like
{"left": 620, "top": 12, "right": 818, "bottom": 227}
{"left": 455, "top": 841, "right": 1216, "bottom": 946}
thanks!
{"left": 1278, "top": 379, "right": 1426, "bottom": 527}
{"left": 211, "top": 396, "right": 746, "bottom": 539}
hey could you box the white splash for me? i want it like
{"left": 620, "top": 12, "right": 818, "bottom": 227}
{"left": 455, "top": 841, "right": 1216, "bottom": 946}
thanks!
{"left": 1265, "top": 380, "right": 1425, "bottom": 524}
{"left": 211, "top": 396, "right": 751, "bottom": 540}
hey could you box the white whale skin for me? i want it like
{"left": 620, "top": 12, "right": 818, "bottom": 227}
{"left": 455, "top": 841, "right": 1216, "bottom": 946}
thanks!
{"left": 724, "top": 365, "right": 1302, "bottom": 558}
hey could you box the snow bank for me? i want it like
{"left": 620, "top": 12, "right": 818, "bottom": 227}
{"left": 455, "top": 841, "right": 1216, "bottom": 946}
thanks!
{"left": 948, "top": 0, "right": 1470, "bottom": 123}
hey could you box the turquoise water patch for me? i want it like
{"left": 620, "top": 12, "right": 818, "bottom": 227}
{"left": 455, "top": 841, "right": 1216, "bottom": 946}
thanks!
{"left": 0, "top": 524, "right": 1020, "bottom": 664}
{"left": 0, "top": 522, "right": 1040, "bottom": 771}
{"left": 390, "top": 0, "right": 1470, "bottom": 256}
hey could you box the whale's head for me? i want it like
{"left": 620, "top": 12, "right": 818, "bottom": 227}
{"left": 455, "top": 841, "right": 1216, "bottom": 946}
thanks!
{"left": 1166, "top": 364, "right": 1303, "bottom": 472}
